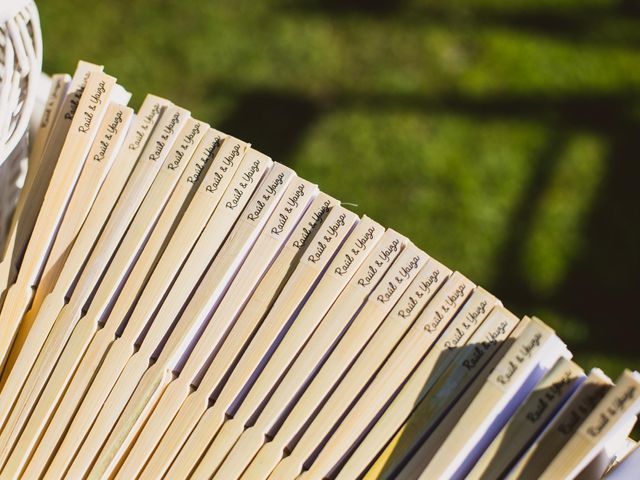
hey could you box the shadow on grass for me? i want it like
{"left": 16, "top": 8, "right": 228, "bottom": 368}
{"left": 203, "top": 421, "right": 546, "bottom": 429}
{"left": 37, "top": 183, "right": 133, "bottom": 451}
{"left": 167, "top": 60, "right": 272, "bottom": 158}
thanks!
{"left": 197, "top": 4, "right": 640, "bottom": 472}
{"left": 212, "top": 83, "right": 640, "bottom": 360}
{"left": 285, "top": 0, "right": 640, "bottom": 47}
{"left": 215, "top": 90, "right": 321, "bottom": 169}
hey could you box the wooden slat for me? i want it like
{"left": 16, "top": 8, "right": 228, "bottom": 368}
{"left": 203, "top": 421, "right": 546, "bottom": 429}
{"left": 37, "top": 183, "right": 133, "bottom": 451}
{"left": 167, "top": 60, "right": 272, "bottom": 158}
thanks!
{"left": 59, "top": 151, "right": 275, "bottom": 479}
{"left": 0, "top": 62, "right": 101, "bottom": 304}
{"left": 0, "top": 67, "right": 113, "bottom": 374}
{"left": 117, "top": 177, "right": 318, "bottom": 479}
{"left": 90, "top": 164, "right": 298, "bottom": 478}
{"left": 149, "top": 192, "right": 336, "bottom": 479}
{"left": 418, "top": 318, "right": 568, "bottom": 479}
{"left": 0, "top": 102, "right": 190, "bottom": 468}
{"left": 5, "top": 116, "right": 211, "bottom": 479}
{"left": 166, "top": 205, "right": 358, "bottom": 479}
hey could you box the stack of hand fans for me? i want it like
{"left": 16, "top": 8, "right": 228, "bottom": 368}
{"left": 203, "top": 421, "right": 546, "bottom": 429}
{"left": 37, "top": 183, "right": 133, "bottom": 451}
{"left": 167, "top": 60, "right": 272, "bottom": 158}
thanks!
{"left": 0, "top": 61, "right": 637, "bottom": 480}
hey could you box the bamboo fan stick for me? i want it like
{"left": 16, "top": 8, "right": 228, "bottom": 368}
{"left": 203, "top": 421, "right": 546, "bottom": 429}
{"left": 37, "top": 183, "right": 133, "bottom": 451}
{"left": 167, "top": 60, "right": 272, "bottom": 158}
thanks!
{"left": 0, "top": 63, "right": 101, "bottom": 304}
{"left": 2, "top": 119, "right": 212, "bottom": 479}
{"left": 0, "top": 105, "right": 191, "bottom": 469}
{"left": 42, "top": 142, "right": 262, "bottom": 479}
{"left": 297, "top": 273, "right": 477, "bottom": 480}
{"left": 394, "top": 313, "right": 529, "bottom": 480}
{"left": 194, "top": 215, "right": 386, "bottom": 480}
{"left": 25, "top": 74, "right": 70, "bottom": 177}
{"left": 7, "top": 97, "right": 133, "bottom": 369}
{"left": 0, "top": 235, "right": 15, "bottom": 311}
{"left": 81, "top": 161, "right": 291, "bottom": 478}
{"left": 338, "top": 286, "right": 497, "bottom": 480}
{"left": 0, "top": 62, "right": 100, "bottom": 303}
{"left": 506, "top": 369, "right": 613, "bottom": 480}
{"left": 90, "top": 164, "right": 299, "bottom": 478}
{"left": 148, "top": 192, "right": 336, "bottom": 479}
{"left": 2, "top": 90, "right": 134, "bottom": 380}
{"left": 0, "top": 68, "right": 114, "bottom": 373}
{"left": 376, "top": 306, "right": 519, "bottom": 478}
{"left": 197, "top": 211, "right": 378, "bottom": 477}
{"left": 210, "top": 243, "right": 429, "bottom": 480}
{"left": 25, "top": 94, "right": 133, "bottom": 320}
{"left": 419, "top": 318, "right": 569, "bottom": 479}
{"left": 538, "top": 370, "right": 640, "bottom": 480}
{"left": 0, "top": 93, "right": 166, "bottom": 415}
{"left": 247, "top": 243, "right": 440, "bottom": 480}
{"left": 21, "top": 128, "right": 233, "bottom": 480}
{"left": 267, "top": 262, "right": 461, "bottom": 480}
{"left": 59, "top": 151, "right": 276, "bottom": 479}
{"left": 218, "top": 222, "right": 400, "bottom": 480}
{"left": 0, "top": 74, "right": 70, "bottom": 302}
{"left": 165, "top": 204, "right": 358, "bottom": 479}
{"left": 118, "top": 177, "right": 319, "bottom": 479}
{"left": 13, "top": 62, "right": 101, "bottom": 251}
{"left": 466, "top": 358, "right": 585, "bottom": 480}
{"left": 0, "top": 103, "right": 189, "bottom": 464}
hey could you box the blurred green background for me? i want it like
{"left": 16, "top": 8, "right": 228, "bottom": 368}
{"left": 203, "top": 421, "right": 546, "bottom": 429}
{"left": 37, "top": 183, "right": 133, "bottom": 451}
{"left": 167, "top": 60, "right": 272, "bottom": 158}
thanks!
{"left": 39, "top": 0, "right": 639, "bottom": 377}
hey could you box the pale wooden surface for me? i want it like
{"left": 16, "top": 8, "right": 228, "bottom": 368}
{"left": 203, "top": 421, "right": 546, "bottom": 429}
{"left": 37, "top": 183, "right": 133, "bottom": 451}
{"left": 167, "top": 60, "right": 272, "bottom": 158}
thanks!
{"left": 0, "top": 68, "right": 113, "bottom": 373}
{"left": 337, "top": 286, "right": 497, "bottom": 480}
{"left": 240, "top": 229, "right": 405, "bottom": 480}
{"left": 40, "top": 141, "right": 260, "bottom": 479}
{"left": 0, "top": 74, "right": 70, "bottom": 311}
{"left": 166, "top": 205, "right": 357, "bottom": 479}
{"left": 241, "top": 244, "right": 434, "bottom": 480}
{"left": 6, "top": 100, "right": 134, "bottom": 374}
{"left": 90, "top": 164, "right": 298, "bottom": 479}
{"left": 150, "top": 192, "right": 336, "bottom": 479}
{"left": 25, "top": 99, "right": 134, "bottom": 319}
{"left": 466, "top": 358, "right": 585, "bottom": 480}
{"left": 0, "top": 68, "right": 117, "bottom": 440}
{"left": 0, "top": 92, "right": 170, "bottom": 424}
{"left": 265, "top": 244, "right": 433, "bottom": 479}
{"left": 506, "top": 369, "right": 613, "bottom": 480}
{"left": 196, "top": 208, "right": 367, "bottom": 477}
{"left": 395, "top": 315, "right": 529, "bottom": 479}
{"left": 299, "top": 272, "right": 475, "bottom": 479}
{"left": 213, "top": 217, "right": 386, "bottom": 480}
{"left": 22, "top": 127, "right": 228, "bottom": 480}
{"left": 0, "top": 62, "right": 630, "bottom": 480}
{"left": 0, "top": 103, "right": 190, "bottom": 469}
{"left": 24, "top": 74, "right": 71, "bottom": 181}
{"left": 4, "top": 117, "right": 210, "bottom": 479}
{"left": 539, "top": 370, "right": 640, "bottom": 480}
{"left": 418, "top": 318, "right": 567, "bottom": 479}
{"left": 0, "top": 63, "right": 99, "bottom": 309}
{"left": 14, "top": 94, "right": 173, "bottom": 479}
{"left": 59, "top": 152, "right": 276, "bottom": 479}
{"left": 118, "top": 177, "right": 319, "bottom": 479}
{"left": 0, "top": 102, "right": 136, "bottom": 478}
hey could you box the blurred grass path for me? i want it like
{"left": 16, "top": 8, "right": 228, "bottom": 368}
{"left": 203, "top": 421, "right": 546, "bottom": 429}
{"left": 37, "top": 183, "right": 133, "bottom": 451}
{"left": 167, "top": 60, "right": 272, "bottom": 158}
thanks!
{"left": 38, "top": 0, "right": 640, "bottom": 376}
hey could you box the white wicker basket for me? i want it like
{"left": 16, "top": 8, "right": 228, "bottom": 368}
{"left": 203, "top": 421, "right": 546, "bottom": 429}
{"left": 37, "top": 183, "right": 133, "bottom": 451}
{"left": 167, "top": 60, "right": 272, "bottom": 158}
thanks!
{"left": 0, "top": 0, "right": 42, "bottom": 252}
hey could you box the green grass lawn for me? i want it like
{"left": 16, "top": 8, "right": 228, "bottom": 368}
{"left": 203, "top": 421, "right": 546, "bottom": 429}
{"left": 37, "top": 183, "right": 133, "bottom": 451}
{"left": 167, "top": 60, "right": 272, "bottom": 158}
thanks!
{"left": 38, "top": 0, "right": 640, "bottom": 379}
